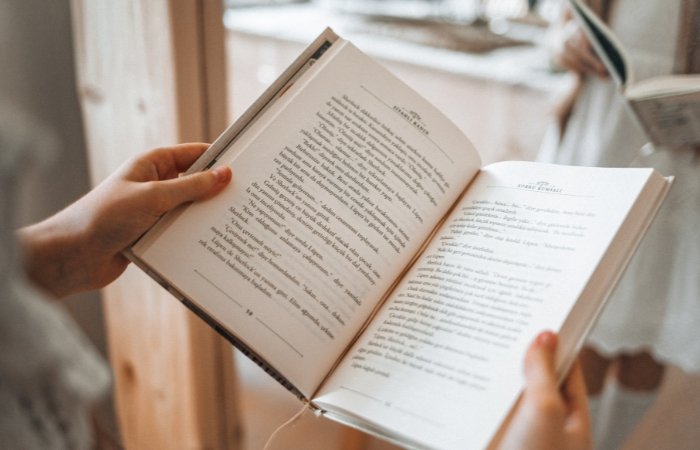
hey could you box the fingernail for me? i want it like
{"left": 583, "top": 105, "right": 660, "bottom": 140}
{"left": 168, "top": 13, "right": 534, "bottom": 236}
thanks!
{"left": 536, "top": 331, "right": 557, "bottom": 349}
{"left": 212, "top": 166, "right": 230, "bottom": 183}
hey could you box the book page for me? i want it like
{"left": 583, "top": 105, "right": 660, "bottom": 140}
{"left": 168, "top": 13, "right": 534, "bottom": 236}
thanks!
{"left": 569, "top": 0, "right": 630, "bottom": 86}
{"left": 627, "top": 75, "right": 700, "bottom": 98}
{"left": 133, "top": 41, "right": 481, "bottom": 397}
{"left": 314, "top": 162, "right": 658, "bottom": 449}
{"left": 629, "top": 90, "right": 700, "bottom": 147}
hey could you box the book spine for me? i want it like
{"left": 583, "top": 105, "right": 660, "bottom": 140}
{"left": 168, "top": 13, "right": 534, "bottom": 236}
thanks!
{"left": 124, "top": 250, "right": 309, "bottom": 402}
{"left": 183, "top": 29, "right": 340, "bottom": 175}
{"left": 179, "top": 296, "right": 306, "bottom": 400}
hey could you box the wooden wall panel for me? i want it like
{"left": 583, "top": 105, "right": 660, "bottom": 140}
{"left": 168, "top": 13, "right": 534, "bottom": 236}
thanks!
{"left": 70, "top": 1, "right": 241, "bottom": 448}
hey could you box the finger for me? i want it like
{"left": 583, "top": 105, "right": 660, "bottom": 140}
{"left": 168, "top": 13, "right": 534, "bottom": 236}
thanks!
{"left": 562, "top": 360, "right": 591, "bottom": 429}
{"left": 575, "top": 34, "right": 608, "bottom": 77}
{"left": 524, "top": 331, "right": 559, "bottom": 393}
{"left": 562, "top": 361, "right": 593, "bottom": 448}
{"left": 561, "top": 41, "right": 594, "bottom": 74}
{"left": 580, "top": 49, "right": 608, "bottom": 78}
{"left": 169, "top": 143, "right": 211, "bottom": 172}
{"left": 154, "top": 165, "right": 232, "bottom": 212}
{"left": 558, "top": 52, "right": 588, "bottom": 75}
{"left": 564, "top": 36, "right": 608, "bottom": 78}
{"left": 146, "top": 143, "right": 211, "bottom": 179}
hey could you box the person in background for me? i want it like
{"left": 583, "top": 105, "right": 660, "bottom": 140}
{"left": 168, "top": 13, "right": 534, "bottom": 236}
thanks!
{"left": 539, "top": 1, "right": 700, "bottom": 448}
{"left": 2, "top": 127, "right": 590, "bottom": 448}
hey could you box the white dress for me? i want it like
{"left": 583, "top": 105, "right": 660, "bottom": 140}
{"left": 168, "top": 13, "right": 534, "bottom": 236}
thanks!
{"left": 0, "top": 107, "right": 111, "bottom": 449}
{"left": 538, "top": 0, "right": 700, "bottom": 372}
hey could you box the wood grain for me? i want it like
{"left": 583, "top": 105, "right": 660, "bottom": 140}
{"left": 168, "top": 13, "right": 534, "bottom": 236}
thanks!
{"left": 71, "top": 1, "right": 241, "bottom": 448}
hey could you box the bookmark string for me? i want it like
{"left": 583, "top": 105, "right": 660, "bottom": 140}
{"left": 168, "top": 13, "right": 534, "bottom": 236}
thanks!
{"left": 262, "top": 403, "right": 311, "bottom": 450}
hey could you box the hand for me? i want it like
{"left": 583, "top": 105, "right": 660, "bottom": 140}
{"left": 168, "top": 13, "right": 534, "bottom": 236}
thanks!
{"left": 551, "top": 18, "right": 608, "bottom": 78}
{"left": 19, "top": 143, "right": 232, "bottom": 297}
{"left": 493, "top": 332, "right": 592, "bottom": 450}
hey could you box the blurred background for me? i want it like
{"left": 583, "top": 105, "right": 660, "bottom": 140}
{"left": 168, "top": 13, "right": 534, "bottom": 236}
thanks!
{"left": 222, "top": 0, "right": 568, "bottom": 166}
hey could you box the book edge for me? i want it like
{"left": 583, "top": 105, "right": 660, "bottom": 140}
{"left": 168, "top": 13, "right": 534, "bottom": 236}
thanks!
{"left": 568, "top": 0, "right": 632, "bottom": 86}
{"left": 185, "top": 27, "right": 341, "bottom": 175}
{"left": 124, "top": 27, "right": 345, "bottom": 403}
{"left": 124, "top": 249, "right": 309, "bottom": 401}
{"left": 554, "top": 171, "right": 673, "bottom": 380}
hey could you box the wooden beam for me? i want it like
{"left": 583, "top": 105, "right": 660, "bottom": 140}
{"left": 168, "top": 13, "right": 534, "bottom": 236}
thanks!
{"left": 170, "top": 0, "right": 229, "bottom": 142}
{"left": 70, "top": 0, "right": 241, "bottom": 448}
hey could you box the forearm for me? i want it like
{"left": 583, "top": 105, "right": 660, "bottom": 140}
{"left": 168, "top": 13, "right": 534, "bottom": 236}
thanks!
{"left": 18, "top": 207, "right": 93, "bottom": 298}
{"left": 16, "top": 144, "right": 230, "bottom": 298}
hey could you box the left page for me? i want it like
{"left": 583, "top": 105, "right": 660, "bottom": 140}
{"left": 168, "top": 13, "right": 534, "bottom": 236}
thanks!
{"left": 131, "top": 39, "right": 481, "bottom": 397}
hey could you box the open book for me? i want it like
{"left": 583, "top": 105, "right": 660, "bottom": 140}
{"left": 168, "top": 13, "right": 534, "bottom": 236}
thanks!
{"left": 568, "top": 0, "right": 700, "bottom": 148}
{"left": 127, "top": 29, "right": 671, "bottom": 450}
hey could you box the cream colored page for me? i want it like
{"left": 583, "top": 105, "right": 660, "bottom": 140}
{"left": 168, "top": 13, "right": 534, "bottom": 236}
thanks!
{"left": 315, "top": 162, "right": 655, "bottom": 449}
{"left": 631, "top": 91, "right": 700, "bottom": 147}
{"left": 135, "top": 43, "right": 481, "bottom": 397}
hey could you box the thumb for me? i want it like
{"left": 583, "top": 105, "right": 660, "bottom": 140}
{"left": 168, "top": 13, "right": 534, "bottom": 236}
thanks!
{"left": 156, "top": 166, "right": 232, "bottom": 211}
{"left": 524, "top": 331, "right": 558, "bottom": 393}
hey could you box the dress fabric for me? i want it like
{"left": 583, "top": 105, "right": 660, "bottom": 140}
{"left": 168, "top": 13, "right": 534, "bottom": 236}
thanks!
{"left": 538, "top": 0, "right": 700, "bottom": 372}
{"left": 0, "top": 107, "right": 111, "bottom": 449}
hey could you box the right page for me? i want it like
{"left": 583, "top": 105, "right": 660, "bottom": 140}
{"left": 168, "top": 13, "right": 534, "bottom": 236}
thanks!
{"left": 314, "top": 161, "right": 669, "bottom": 450}
{"left": 628, "top": 89, "right": 700, "bottom": 147}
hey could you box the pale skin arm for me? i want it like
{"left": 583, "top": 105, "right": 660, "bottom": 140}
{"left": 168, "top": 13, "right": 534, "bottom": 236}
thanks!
{"left": 492, "top": 332, "right": 592, "bottom": 450}
{"left": 18, "top": 143, "right": 232, "bottom": 298}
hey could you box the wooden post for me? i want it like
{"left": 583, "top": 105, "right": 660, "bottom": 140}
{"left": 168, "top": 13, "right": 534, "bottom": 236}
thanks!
{"left": 70, "top": 1, "right": 241, "bottom": 448}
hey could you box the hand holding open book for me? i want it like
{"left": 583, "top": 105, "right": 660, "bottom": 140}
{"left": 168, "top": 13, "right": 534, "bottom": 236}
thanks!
{"left": 568, "top": 0, "right": 700, "bottom": 148}
{"left": 488, "top": 331, "right": 591, "bottom": 450}
{"left": 127, "top": 29, "right": 671, "bottom": 449}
